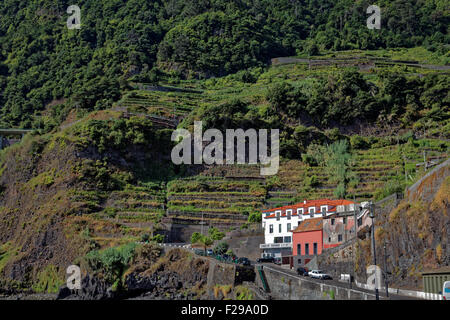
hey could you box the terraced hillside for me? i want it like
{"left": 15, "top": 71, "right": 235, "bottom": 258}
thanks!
{"left": 158, "top": 140, "right": 448, "bottom": 237}
{"left": 81, "top": 49, "right": 449, "bottom": 234}
{"left": 88, "top": 184, "right": 167, "bottom": 246}
{"left": 115, "top": 85, "right": 209, "bottom": 124}
{"left": 162, "top": 166, "right": 266, "bottom": 241}
{"left": 264, "top": 141, "right": 448, "bottom": 208}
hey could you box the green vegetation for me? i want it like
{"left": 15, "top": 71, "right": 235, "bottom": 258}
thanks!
{"left": 0, "top": 0, "right": 448, "bottom": 129}
{"left": 0, "top": 242, "right": 14, "bottom": 274}
{"left": 0, "top": 0, "right": 448, "bottom": 295}
{"left": 325, "top": 140, "right": 359, "bottom": 198}
{"left": 235, "top": 285, "right": 253, "bottom": 300}
{"left": 83, "top": 242, "right": 138, "bottom": 291}
{"left": 208, "top": 227, "right": 225, "bottom": 241}
{"left": 213, "top": 242, "right": 229, "bottom": 256}
{"left": 32, "top": 265, "right": 64, "bottom": 294}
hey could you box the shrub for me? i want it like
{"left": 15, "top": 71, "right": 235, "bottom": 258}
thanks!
{"left": 248, "top": 212, "right": 262, "bottom": 223}
{"left": 350, "top": 135, "right": 369, "bottom": 150}
{"left": 84, "top": 242, "right": 137, "bottom": 288}
{"left": 374, "top": 180, "right": 405, "bottom": 201}
{"left": 208, "top": 227, "right": 225, "bottom": 241}
{"left": 151, "top": 234, "right": 164, "bottom": 243}
{"left": 32, "top": 265, "right": 64, "bottom": 294}
{"left": 305, "top": 175, "right": 320, "bottom": 188}
{"left": 213, "top": 242, "right": 229, "bottom": 255}
{"left": 141, "top": 233, "right": 150, "bottom": 243}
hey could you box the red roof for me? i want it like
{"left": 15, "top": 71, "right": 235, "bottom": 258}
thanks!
{"left": 263, "top": 199, "right": 355, "bottom": 219}
{"left": 291, "top": 217, "right": 323, "bottom": 233}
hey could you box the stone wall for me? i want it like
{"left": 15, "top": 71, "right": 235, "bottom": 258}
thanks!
{"left": 257, "top": 265, "right": 377, "bottom": 300}
{"left": 406, "top": 159, "right": 450, "bottom": 203}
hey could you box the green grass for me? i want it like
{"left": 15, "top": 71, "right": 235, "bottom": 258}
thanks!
{"left": 32, "top": 264, "right": 65, "bottom": 294}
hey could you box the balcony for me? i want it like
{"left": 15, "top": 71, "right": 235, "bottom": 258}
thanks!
{"left": 260, "top": 243, "right": 292, "bottom": 249}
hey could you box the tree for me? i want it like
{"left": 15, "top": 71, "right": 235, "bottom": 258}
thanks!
{"left": 208, "top": 227, "right": 225, "bottom": 241}
{"left": 192, "top": 233, "right": 213, "bottom": 255}
{"left": 198, "top": 235, "right": 214, "bottom": 256}
{"left": 191, "top": 232, "right": 203, "bottom": 244}
{"left": 325, "top": 140, "right": 359, "bottom": 198}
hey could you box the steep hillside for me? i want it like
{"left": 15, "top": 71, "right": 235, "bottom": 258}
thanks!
{"left": 0, "top": 110, "right": 175, "bottom": 291}
{"left": 354, "top": 174, "right": 449, "bottom": 290}
{"left": 1, "top": 46, "right": 449, "bottom": 292}
{"left": 1, "top": 0, "right": 448, "bottom": 128}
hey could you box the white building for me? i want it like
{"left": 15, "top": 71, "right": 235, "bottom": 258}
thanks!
{"left": 260, "top": 199, "right": 356, "bottom": 258}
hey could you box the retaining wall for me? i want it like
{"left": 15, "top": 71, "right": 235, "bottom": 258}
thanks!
{"left": 406, "top": 159, "right": 450, "bottom": 202}
{"left": 258, "top": 266, "right": 377, "bottom": 300}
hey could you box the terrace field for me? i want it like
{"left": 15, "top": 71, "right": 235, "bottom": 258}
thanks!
{"left": 0, "top": 47, "right": 448, "bottom": 293}
{"left": 77, "top": 48, "right": 448, "bottom": 232}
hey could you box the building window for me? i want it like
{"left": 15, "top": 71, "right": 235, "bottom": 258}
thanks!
{"left": 297, "top": 244, "right": 301, "bottom": 256}
{"left": 313, "top": 243, "right": 318, "bottom": 255}
{"left": 308, "top": 207, "right": 315, "bottom": 214}
{"left": 331, "top": 218, "right": 335, "bottom": 226}
{"left": 297, "top": 208, "right": 304, "bottom": 215}
{"left": 284, "top": 236, "right": 291, "bottom": 243}
{"left": 287, "top": 209, "right": 292, "bottom": 220}
{"left": 338, "top": 234, "right": 343, "bottom": 242}
{"left": 274, "top": 237, "right": 283, "bottom": 244}
{"left": 343, "top": 217, "right": 347, "bottom": 224}
{"left": 269, "top": 225, "right": 273, "bottom": 233}
{"left": 287, "top": 223, "right": 291, "bottom": 232}
{"left": 328, "top": 237, "right": 331, "bottom": 243}
{"left": 297, "top": 259, "right": 302, "bottom": 264}
{"left": 276, "top": 211, "right": 281, "bottom": 221}
{"left": 305, "top": 243, "right": 309, "bottom": 255}
{"left": 278, "top": 224, "right": 282, "bottom": 233}
{"left": 321, "top": 206, "right": 328, "bottom": 213}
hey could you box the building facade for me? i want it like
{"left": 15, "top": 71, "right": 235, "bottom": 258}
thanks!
{"left": 292, "top": 217, "right": 323, "bottom": 268}
{"left": 290, "top": 201, "right": 371, "bottom": 268}
{"left": 260, "top": 199, "right": 356, "bottom": 259}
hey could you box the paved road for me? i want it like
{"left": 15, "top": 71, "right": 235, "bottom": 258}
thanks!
{"left": 258, "top": 263, "right": 422, "bottom": 300}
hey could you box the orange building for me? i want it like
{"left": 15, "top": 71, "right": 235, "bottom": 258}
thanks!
{"left": 291, "top": 217, "right": 323, "bottom": 268}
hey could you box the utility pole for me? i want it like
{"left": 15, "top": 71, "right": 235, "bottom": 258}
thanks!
{"left": 369, "top": 201, "right": 379, "bottom": 300}
{"left": 403, "top": 155, "right": 408, "bottom": 182}
{"left": 351, "top": 200, "right": 359, "bottom": 289}
{"left": 384, "top": 242, "right": 389, "bottom": 297}
{"left": 423, "top": 150, "right": 427, "bottom": 170}
{"left": 201, "top": 212, "right": 204, "bottom": 235}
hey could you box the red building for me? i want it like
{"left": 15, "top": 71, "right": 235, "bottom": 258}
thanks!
{"left": 291, "top": 217, "right": 323, "bottom": 268}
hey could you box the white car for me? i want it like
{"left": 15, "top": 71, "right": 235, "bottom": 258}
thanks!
{"left": 443, "top": 281, "right": 450, "bottom": 300}
{"left": 309, "top": 270, "right": 332, "bottom": 280}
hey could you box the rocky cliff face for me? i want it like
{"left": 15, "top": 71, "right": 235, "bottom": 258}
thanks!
{"left": 56, "top": 247, "right": 249, "bottom": 300}
{"left": 125, "top": 248, "right": 210, "bottom": 299}
{"left": 318, "top": 173, "right": 449, "bottom": 291}
{"left": 0, "top": 112, "right": 174, "bottom": 292}
{"left": 0, "top": 135, "right": 90, "bottom": 292}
